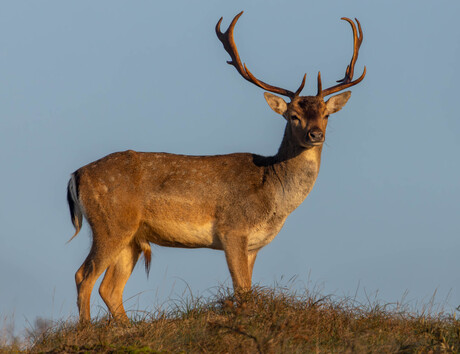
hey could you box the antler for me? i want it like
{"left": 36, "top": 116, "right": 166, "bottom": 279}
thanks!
{"left": 216, "top": 11, "right": 306, "bottom": 99}
{"left": 318, "top": 17, "right": 366, "bottom": 97}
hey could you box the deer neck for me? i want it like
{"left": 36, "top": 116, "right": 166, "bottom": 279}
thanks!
{"left": 269, "top": 124, "right": 323, "bottom": 214}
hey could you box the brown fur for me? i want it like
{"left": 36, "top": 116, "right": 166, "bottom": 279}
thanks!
{"left": 67, "top": 92, "right": 353, "bottom": 323}
{"left": 67, "top": 12, "right": 366, "bottom": 322}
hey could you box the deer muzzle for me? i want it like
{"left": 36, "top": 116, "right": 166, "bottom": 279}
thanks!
{"left": 307, "top": 129, "right": 324, "bottom": 144}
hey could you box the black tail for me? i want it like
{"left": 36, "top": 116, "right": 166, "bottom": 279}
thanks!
{"left": 67, "top": 173, "right": 83, "bottom": 243}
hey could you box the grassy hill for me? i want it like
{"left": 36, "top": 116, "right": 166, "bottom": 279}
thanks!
{"left": 4, "top": 287, "right": 460, "bottom": 353}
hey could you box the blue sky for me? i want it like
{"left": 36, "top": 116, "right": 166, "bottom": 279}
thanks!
{"left": 1, "top": 0, "right": 459, "bottom": 335}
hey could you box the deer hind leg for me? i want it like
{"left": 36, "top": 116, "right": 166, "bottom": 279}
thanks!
{"left": 98, "top": 242, "right": 141, "bottom": 322}
{"left": 75, "top": 228, "right": 136, "bottom": 323}
{"left": 75, "top": 250, "right": 110, "bottom": 323}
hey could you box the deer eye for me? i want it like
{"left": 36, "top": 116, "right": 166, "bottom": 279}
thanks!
{"left": 291, "top": 115, "right": 300, "bottom": 122}
{"left": 324, "top": 114, "right": 330, "bottom": 119}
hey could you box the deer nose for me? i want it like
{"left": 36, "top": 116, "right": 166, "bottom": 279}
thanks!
{"left": 308, "top": 129, "right": 324, "bottom": 142}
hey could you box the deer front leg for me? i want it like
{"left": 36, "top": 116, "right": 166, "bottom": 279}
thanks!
{"left": 248, "top": 250, "right": 258, "bottom": 280}
{"left": 222, "top": 235, "right": 252, "bottom": 292}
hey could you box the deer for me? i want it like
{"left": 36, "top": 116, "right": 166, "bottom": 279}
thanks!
{"left": 67, "top": 11, "right": 366, "bottom": 323}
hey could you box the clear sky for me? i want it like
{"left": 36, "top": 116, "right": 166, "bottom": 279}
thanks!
{"left": 1, "top": 0, "right": 459, "bottom": 336}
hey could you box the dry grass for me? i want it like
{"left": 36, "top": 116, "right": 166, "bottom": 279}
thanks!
{"left": 6, "top": 286, "right": 460, "bottom": 353}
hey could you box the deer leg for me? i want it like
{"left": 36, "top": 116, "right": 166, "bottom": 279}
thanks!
{"left": 248, "top": 250, "right": 258, "bottom": 281}
{"left": 222, "top": 235, "right": 251, "bottom": 292}
{"left": 75, "top": 229, "right": 135, "bottom": 323}
{"left": 99, "top": 242, "right": 141, "bottom": 322}
{"left": 75, "top": 250, "right": 111, "bottom": 323}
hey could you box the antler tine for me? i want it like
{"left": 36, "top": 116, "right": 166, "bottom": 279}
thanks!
{"left": 216, "top": 12, "right": 246, "bottom": 78}
{"left": 294, "top": 73, "right": 307, "bottom": 96}
{"left": 336, "top": 18, "right": 362, "bottom": 84}
{"left": 317, "top": 72, "right": 322, "bottom": 96}
{"left": 216, "top": 12, "right": 304, "bottom": 99}
{"left": 319, "top": 17, "right": 366, "bottom": 97}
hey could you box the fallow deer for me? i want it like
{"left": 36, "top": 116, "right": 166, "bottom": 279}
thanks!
{"left": 67, "top": 11, "right": 366, "bottom": 322}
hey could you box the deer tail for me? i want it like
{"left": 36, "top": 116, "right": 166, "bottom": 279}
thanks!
{"left": 66, "top": 173, "right": 83, "bottom": 243}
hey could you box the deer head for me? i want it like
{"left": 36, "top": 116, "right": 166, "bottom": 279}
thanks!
{"left": 216, "top": 12, "right": 366, "bottom": 149}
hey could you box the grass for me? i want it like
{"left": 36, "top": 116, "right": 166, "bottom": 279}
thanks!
{"left": 4, "top": 286, "right": 460, "bottom": 353}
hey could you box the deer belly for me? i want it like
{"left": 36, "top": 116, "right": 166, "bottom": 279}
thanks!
{"left": 143, "top": 219, "right": 219, "bottom": 249}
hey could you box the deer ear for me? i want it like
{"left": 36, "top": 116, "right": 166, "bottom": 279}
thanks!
{"left": 264, "top": 92, "right": 288, "bottom": 115}
{"left": 325, "top": 91, "right": 351, "bottom": 114}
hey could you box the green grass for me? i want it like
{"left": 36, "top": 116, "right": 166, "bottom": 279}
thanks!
{"left": 4, "top": 286, "right": 460, "bottom": 353}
